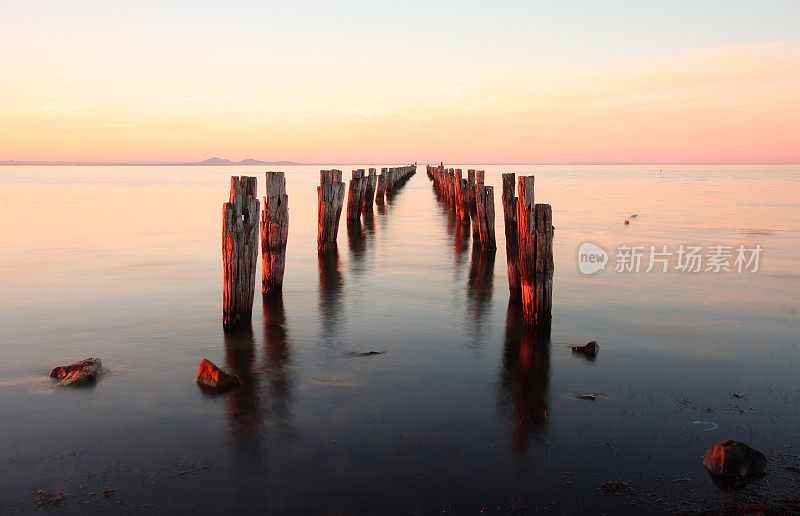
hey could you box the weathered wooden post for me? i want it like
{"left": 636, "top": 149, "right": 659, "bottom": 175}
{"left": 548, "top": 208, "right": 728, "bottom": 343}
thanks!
{"left": 317, "top": 170, "right": 345, "bottom": 251}
{"left": 261, "top": 171, "right": 289, "bottom": 295}
{"left": 467, "top": 169, "right": 480, "bottom": 240}
{"left": 502, "top": 173, "right": 520, "bottom": 297}
{"left": 476, "top": 184, "right": 497, "bottom": 250}
{"left": 447, "top": 169, "right": 456, "bottom": 210}
{"left": 320, "top": 169, "right": 342, "bottom": 184}
{"left": 517, "top": 175, "right": 535, "bottom": 320}
{"left": 533, "top": 204, "right": 554, "bottom": 322}
{"left": 376, "top": 168, "right": 387, "bottom": 203}
{"left": 363, "top": 168, "right": 377, "bottom": 211}
{"left": 454, "top": 173, "right": 469, "bottom": 223}
{"left": 517, "top": 175, "right": 553, "bottom": 324}
{"left": 223, "top": 176, "right": 260, "bottom": 328}
{"left": 347, "top": 170, "right": 366, "bottom": 223}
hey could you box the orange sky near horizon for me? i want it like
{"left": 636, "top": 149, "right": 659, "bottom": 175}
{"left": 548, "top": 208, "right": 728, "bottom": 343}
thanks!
{"left": 1, "top": 2, "right": 799, "bottom": 164}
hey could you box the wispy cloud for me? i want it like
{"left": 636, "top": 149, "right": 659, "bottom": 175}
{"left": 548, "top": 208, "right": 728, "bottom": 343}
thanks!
{"left": 6, "top": 93, "right": 256, "bottom": 115}
{"left": 441, "top": 83, "right": 470, "bottom": 96}
{"left": 126, "top": 93, "right": 257, "bottom": 105}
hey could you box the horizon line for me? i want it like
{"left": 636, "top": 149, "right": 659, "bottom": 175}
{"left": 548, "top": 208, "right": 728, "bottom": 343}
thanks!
{"left": 2, "top": 159, "right": 800, "bottom": 166}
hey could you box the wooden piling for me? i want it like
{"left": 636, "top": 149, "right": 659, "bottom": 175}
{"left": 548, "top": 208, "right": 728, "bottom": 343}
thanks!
{"left": 260, "top": 171, "right": 289, "bottom": 294}
{"left": 502, "top": 173, "right": 520, "bottom": 297}
{"left": 376, "top": 168, "right": 387, "bottom": 203}
{"left": 467, "top": 169, "right": 480, "bottom": 239}
{"left": 517, "top": 175, "right": 553, "bottom": 324}
{"left": 382, "top": 165, "right": 415, "bottom": 197}
{"left": 476, "top": 184, "right": 497, "bottom": 250}
{"left": 320, "top": 169, "right": 342, "bottom": 184}
{"left": 363, "top": 168, "right": 377, "bottom": 211}
{"left": 454, "top": 176, "right": 469, "bottom": 223}
{"left": 517, "top": 175, "right": 535, "bottom": 321}
{"left": 223, "top": 176, "right": 260, "bottom": 327}
{"left": 447, "top": 169, "right": 456, "bottom": 209}
{"left": 347, "top": 170, "right": 367, "bottom": 223}
{"left": 533, "top": 204, "right": 554, "bottom": 322}
{"left": 317, "top": 170, "right": 346, "bottom": 251}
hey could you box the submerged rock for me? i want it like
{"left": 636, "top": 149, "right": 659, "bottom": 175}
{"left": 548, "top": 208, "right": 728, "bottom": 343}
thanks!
{"left": 702, "top": 440, "right": 766, "bottom": 486}
{"left": 196, "top": 359, "right": 240, "bottom": 391}
{"left": 345, "top": 351, "right": 385, "bottom": 357}
{"left": 49, "top": 358, "right": 102, "bottom": 387}
{"left": 572, "top": 341, "right": 599, "bottom": 357}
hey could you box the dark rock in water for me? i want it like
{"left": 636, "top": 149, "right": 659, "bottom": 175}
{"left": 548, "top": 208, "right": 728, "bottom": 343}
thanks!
{"left": 346, "top": 351, "right": 385, "bottom": 357}
{"left": 49, "top": 358, "right": 102, "bottom": 387}
{"left": 703, "top": 440, "right": 766, "bottom": 488}
{"left": 575, "top": 393, "right": 597, "bottom": 401}
{"left": 196, "top": 359, "right": 241, "bottom": 391}
{"left": 572, "top": 341, "right": 599, "bottom": 357}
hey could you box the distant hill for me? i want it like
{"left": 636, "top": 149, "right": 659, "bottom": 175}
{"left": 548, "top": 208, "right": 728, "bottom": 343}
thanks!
{"left": 199, "top": 157, "right": 235, "bottom": 165}
{"left": 199, "top": 157, "right": 302, "bottom": 166}
{"left": 0, "top": 157, "right": 303, "bottom": 166}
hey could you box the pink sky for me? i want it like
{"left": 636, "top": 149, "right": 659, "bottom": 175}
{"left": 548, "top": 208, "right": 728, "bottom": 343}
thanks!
{"left": 1, "top": 3, "right": 799, "bottom": 164}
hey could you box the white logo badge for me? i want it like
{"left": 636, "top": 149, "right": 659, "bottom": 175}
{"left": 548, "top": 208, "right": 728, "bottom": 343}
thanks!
{"left": 578, "top": 242, "right": 608, "bottom": 275}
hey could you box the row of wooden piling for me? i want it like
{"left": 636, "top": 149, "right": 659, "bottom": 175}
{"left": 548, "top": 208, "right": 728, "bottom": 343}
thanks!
{"left": 223, "top": 166, "right": 416, "bottom": 328}
{"left": 505, "top": 173, "right": 553, "bottom": 326}
{"left": 223, "top": 173, "right": 289, "bottom": 328}
{"left": 318, "top": 165, "right": 416, "bottom": 251}
{"left": 426, "top": 165, "right": 553, "bottom": 325}
{"left": 427, "top": 165, "right": 496, "bottom": 251}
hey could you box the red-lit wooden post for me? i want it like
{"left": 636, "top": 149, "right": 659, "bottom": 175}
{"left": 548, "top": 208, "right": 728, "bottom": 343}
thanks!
{"left": 476, "top": 184, "right": 497, "bottom": 250}
{"left": 376, "top": 168, "right": 387, "bottom": 203}
{"left": 363, "top": 168, "right": 377, "bottom": 210}
{"left": 347, "top": 170, "right": 367, "bottom": 223}
{"left": 318, "top": 170, "right": 345, "bottom": 251}
{"left": 502, "top": 173, "right": 520, "bottom": 297}
{"left": 261, "top": 171, "right": 288, "bottom": 294}
{"left": 223, "top": 176, "right": 259, "bottom": 327}
{"left": 517, "top": 175, "right": 553, "bottom": 324}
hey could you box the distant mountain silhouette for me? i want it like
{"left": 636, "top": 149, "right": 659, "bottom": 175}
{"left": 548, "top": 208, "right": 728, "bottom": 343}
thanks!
{"left": 199, "top": 157, "right": 235, "bottom": 165}
{"left": 198, "top": 157, "right": 302, "bottom": 166}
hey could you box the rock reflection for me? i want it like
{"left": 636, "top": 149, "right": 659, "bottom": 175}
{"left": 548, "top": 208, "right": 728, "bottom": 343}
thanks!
{"left": 497, "top": 299, "right": 551, "bottom": 456}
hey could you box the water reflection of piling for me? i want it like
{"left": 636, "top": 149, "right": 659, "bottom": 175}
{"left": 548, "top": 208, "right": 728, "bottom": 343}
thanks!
{"left": 223, "top": 326, "right": 262, "bottom": 452}
{"left": 498, "top": 299, "right": 551, "bottom": 455}
{"left": 467, "top": 244, "right": 496, "bottom": 335}
{"left": 318, "top": 250, "right": 343, "bottom": 343}
{"left": 262, "top": 295, "right": 293, "bottom": 432}
{"left": 347, "top": 218, "right": 366, "bottom": 263}
{"left": 453, "top": 218, "right": 470, "bottom": 266}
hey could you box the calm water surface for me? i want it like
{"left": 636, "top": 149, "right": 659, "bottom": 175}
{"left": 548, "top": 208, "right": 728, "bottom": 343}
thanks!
{"left": 1, "top": 165, "right": 799, "bottom": 513}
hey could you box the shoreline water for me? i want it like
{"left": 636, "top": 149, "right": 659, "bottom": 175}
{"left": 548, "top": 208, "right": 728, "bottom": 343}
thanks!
{"left": 1, "top": 164, "right": 798, "bottom": 513}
